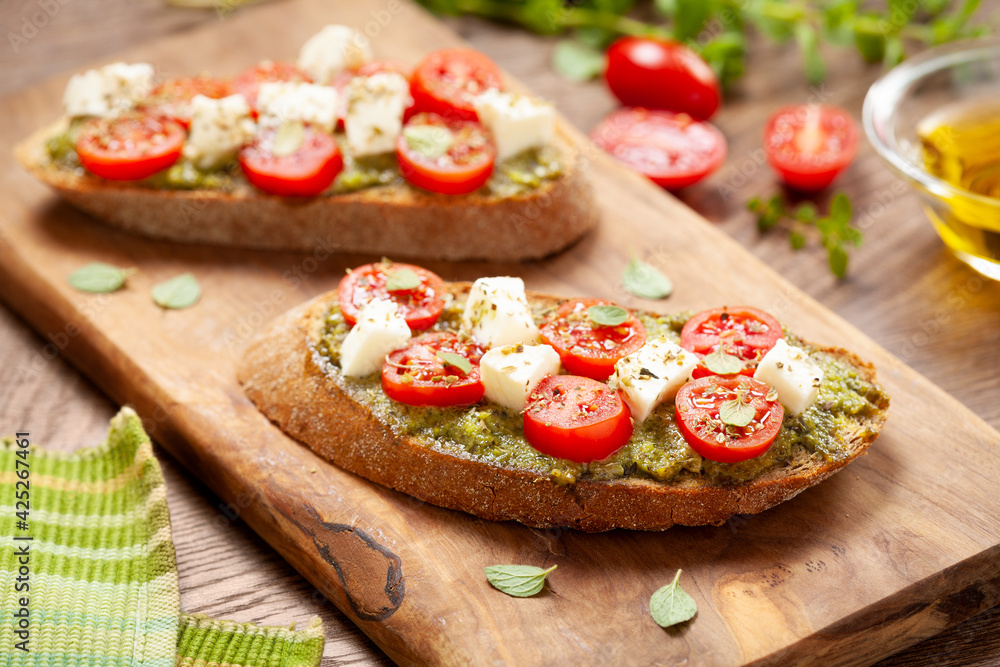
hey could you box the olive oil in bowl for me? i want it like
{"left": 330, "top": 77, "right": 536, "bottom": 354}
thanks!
{"left": 918, "top": 101, "right": 1000, "bottom": 274}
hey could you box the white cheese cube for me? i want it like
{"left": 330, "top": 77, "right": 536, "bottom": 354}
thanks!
{"left": 63, "top": 61, "right": 154, "bottom": 118}
{"left": 461, "top": 277, "right": 540, "bottom": 349}
{"left": 344, "top": 73, "right": 409, "bottom": 157}
{"left": 297, "top": 24, "right": 373, "bottom": 85}
{"left": 256, "top": 82, "right": 339, "bottom": 133}
{"left": 480, "top": 343, "right": 561, "bottom": 412}
{"left": 474, "top": 89, "right": 555, "bottom": 161}
{"left": 609, "top": 337, "right": 699, "bottom": 423}
{"left": 753, "top": 338, "right": 824, "bottom": 416}
{"left": 339, "top": 298, "right": 411, "bottom": 378}
{"left": 182, "top": 94, "right": 255, "bottom": 171}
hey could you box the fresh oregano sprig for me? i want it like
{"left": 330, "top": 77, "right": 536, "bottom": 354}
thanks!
{"left": 748, "top": 192, "right": 862, "bottom": 278}
{"left": 416, "top": 0, "right": 989, "bottom": 86}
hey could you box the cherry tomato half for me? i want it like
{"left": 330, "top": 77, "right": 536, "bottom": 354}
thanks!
{"left": 382, "top": 332, "right": 486, "bottom": 407}
{"left": 523, "top": 375, "right": 633, "bottom": 463}
{"left": 233, "top": 61, "right": 311, "bottom": 113}
{"left": 396, "top": 112, "right": 496, "bottom": 195}
{"left": 239, "top": 123, "right": 343, "bottom": 197}
{"left": 675, "top": 376, "right": 783, "bottom": 463}
{"left": 681, "top": 306, "right": 782, "bottom": 377}
{"left": 539, "top": 298, "right": 646, "bottom": 381}
{"left": 763, "top": 104, "right": 859, "bottom": 192}
{"left": 140, "top": 76, "right": 232, "bottom": 128}
{"left": 605, "top": 37, "right": 720, "bottom": 120}
{"left": 590, "top": 109, "right": 727, "bottom": 190}
{"left": 337, "top": 261, "right": 446, "bottom": 331}
{"left": 76, "top": 114, "right": 185, "bottom": 181}
{"left": 410, "top": 48, "right": 503, "bottom": 122}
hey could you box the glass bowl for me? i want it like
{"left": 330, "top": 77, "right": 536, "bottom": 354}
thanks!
{"left": 863, "top": 38, "right": 1000, "bottom": 280}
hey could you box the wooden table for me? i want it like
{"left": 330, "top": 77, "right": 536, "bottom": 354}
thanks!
{"left": 1, "top": 1, "right": 998, "bottom": 664}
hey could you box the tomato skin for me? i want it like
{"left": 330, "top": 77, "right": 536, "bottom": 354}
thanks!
{"left": 675, "top": 376, "right": 784, "bottom": 463}
{"left": 396, "top": 113, "right": 496, "bottom": 195}
{"left": 590, "top": 109, "right": 726, "bottom": 190}
{"left": 410, "top": 49, "right": 503, "bottom": 121}
{"left": 337, "top": 262, "right": 446, "bottom": 331}
{"left": 141, "top": 76, "right": 232, "bottom": 128}
{"left": 233, "top": 61, "right": 311, "bottom": 113}
{"left": 76, "top": 114, "right": 185, "bottom": 181}
{"left": 539, "top": 298, "right": 646, "bottom": 381}
{"left": 681, "top": 306, "right": 783, "bottom": 376}
{"left": 763, "top": 104, "right": 859, "bottom": 192}
{"left": 605, "top": 37, "right": 720, "bottom": 120}
{"left": 382, "top": 332, "right": 485, "bottom": 407}
{"left": 239, "top": 124, "right": 343, "bottom": 197}
{"left": 523, "top": 375, "right": 633, "bottom": 463}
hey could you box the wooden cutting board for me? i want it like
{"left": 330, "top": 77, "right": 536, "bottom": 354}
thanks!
{"left": 2, "top": 1, "right": 999, "bottom": 664}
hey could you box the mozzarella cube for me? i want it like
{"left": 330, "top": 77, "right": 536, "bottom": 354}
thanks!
{"left": 474, "top": 89, "right": 555, "bottom": 161}
{"left": 609, "top": 337, "right": 699, "bottom": 423}
{"left": 182, "top": 94, "right": 255, "bottom": 171}
{"left": 480, "top": 343, "right": 561, "bottom": 412}
{"left": 753, "top": 338, "right": 824, "bottom": 416}
{"left": 298, "top": 24, "right": 372, "bottom": 84}
{"left": 63, "top": 61, "right": 154, "bottom": 118}
{"left": 339, "top": 298, "right": 411, "bottom": 378}
{"left": 344, "top": 73, "right": 409, "bottom": 157}
{"left": 256, "top": 82, "right": 339, "bottom": 133}
{"left": 461, "top": 277, "right": 539, "bottom": 349}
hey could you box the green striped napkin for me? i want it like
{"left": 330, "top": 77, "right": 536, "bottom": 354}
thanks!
{"left": 0, "top": 408, "right": 324, "bottom": 667}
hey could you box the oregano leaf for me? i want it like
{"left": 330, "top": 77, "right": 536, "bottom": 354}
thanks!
{"left": 650, "top": 570, "right": 697, "bottom": 628}
{"left": 385, "top": 267, "right": 422, "bottom": 292}
{"left": 152, "top": 273, "right": 201, "bottom": 309}
{"left": 552, "top": 39, "right": 606, "bottom": 81}
{"left": 404, "top": 124, "right": 453, "bottom": 159}
{"left": 485, "top": 564, "right": 557, "bottom": 597}
{"left": 623, "top": 257, "right": 673, "bottom": 300}
{"left": 436, "top": 350, "right": 472, "bottom": 376}
{"left": 719, "top": 398, "right": 755, "bottom": 427}
{"left": 703, "top": 349, "right": 743, "bottom": 375}
{"left": 68, "top": 262, "right": 134, "bottom": 293}
{"left": 828, "top": 245, "right": 849, "bottom": 279}
{"left": 588, "top": 304, "right": 629, "bottom": 327}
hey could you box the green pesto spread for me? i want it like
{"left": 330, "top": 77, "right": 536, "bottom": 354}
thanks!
{"left": 314, "top": 300, "right": 889, "bottom": 487}
{"left": 44, "top": 126, "right": 562, "bottom": 198}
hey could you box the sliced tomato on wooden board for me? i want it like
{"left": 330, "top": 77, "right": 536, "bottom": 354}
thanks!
{"left": 140, "top": 76, "right": 232, "bottom": 128}
{"left": 539, "top": 298, "right": 646, "bottom": 381}
{"left": 233, "top": 61, "right": 311, "bottom": 112}
{"left": 410, "top": 48, "right": 503, "bottom": 121}
{"left": 239, "top": 122, "right": 343, "bottom": 197}
{"left": 523, "top": 375, "right": 633, "bottom": 463}
{"left": 674, "top": 376, "right": 784, "bottom": 463}
{"left": 681, "top": 306, "right": 782, "bottom": 377}
{"left": 590, "top": 108, "right": 727, "bottom": 190}
{"left": 605, "top": 37, "right": 720, "bottom": 120}
{"left": 763, "top": 104, "right": 859, "bottom": 192}
{"left": 337, "top": 261, "right": 446, "bottom": 331}
{"left": 396, "top": 112, "right": 496, "bottom": 195}
{"left": 76, "top": 114, "right": 185, "bottom": 181}
{"left": 382, "top": 332, "right": 486, "bottom": 407}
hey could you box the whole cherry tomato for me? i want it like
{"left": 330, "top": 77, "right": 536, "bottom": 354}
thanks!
{"left": 605, "top": 37, "right": 721, "bottom": 120}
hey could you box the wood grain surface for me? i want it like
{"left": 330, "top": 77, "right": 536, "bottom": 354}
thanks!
{"left": 1, "top": 0, "right": 999, "bottom": 664}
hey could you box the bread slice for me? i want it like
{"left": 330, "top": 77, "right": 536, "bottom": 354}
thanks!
{"left": 237, "top": 284, "right": 890, "bottom": 532}
{"left": 15, "top": 120, "right": 596, "bottom": 262}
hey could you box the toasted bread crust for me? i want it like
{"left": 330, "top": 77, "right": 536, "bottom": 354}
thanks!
{"left": 15, "top": 121, "right": 596, "bottom": 262}
{"left": 237, "top": 286, "right": 890, "bottom": 532}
